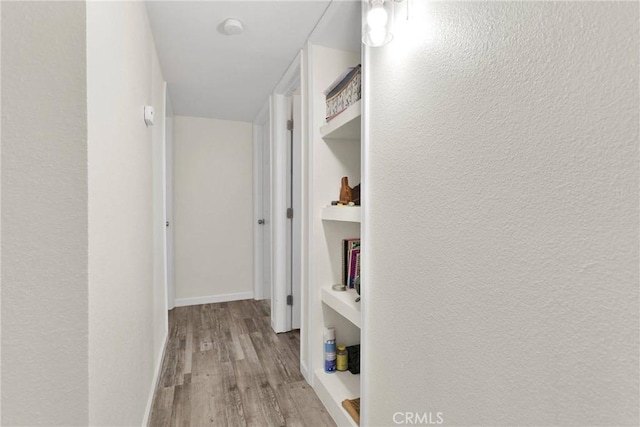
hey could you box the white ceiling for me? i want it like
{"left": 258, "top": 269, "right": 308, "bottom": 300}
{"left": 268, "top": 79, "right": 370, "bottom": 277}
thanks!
{"left": 146, "top": 1, "right": 360, "bottom": 123}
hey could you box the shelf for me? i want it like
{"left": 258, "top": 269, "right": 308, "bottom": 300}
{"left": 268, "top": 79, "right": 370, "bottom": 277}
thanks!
{"left": 321, "top": 286, "right": 361, "bottom": 328}
{"left": 314, "top": 369, "right": 360, "bottom": 427}
{"left": 321, "top": 206, "right": 361, "bottom": 223}
{"left": 320, "top": 100, "right": 361, "bottom": 140}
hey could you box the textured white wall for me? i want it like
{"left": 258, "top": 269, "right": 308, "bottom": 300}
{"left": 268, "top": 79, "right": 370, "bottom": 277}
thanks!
{"left": 1, "top": 2, "right": 88, "bottom": 424}
{"left": 365, "top": 2, "right": 639, "bottom": 426}
{"left": 174, "top": 116, "right": 253, "bottom": 302}
{"left": 1, "top": 1, "right": 4, "bottom": 421}
{"left": 87, "top": 2, "right": 167, "bottom": 425}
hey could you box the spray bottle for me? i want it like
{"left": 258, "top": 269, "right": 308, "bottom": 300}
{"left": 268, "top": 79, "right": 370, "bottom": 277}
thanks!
{"left": 324, "top": 327, "right": 336, "bottom": 373}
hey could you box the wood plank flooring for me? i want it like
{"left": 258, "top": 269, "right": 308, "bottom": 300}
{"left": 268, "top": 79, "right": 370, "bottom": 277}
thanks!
{"left": 149, "top": 300, "right": 335, "bottom": 427}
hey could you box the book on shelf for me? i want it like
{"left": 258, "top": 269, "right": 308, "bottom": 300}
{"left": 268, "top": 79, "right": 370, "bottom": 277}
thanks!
{"left": 342, "top": 238, "right": 360, "bottom": 288}
{"left": 353, "top": 249, "right": 360, "bottom": 288}
{"left": 342, "top": 398, "right": 360, "bottom": 425}
{"left": 348, "top": 248, "right": 360, "bottom": 288}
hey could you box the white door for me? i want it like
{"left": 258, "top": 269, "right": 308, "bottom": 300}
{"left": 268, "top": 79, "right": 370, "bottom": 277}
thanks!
{"left": 165, "top": 114, "right": 175, "bottom": 310}
{"left": 285, "top": 93, "right": 302, "bottom": 331}
{"left": 261, "top": 121, "right": 272, "bottom": 301}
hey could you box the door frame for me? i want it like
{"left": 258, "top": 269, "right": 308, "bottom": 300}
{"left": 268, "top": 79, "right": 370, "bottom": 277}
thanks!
{"left": 270, "top": 51, "right": 303, "bottom": 335}
{"left": 252, "top": 51, "right": 306, "bottom": 377}
{"left": 291, "top": 92, "right": 302, "bottom": 332}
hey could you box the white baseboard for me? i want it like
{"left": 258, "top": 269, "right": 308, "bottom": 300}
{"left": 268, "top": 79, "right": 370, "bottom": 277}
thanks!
{"left": 141, "top": 331, "right": 168, "bottom": 427}
{"left": 300, "top": 360, "right": 311, "bottom": 385}
{"left": 174, "top": 291, "right": 254, "bottom": 307}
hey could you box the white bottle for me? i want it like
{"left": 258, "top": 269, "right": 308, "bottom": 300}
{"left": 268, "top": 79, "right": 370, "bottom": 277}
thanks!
{"left": 324, "top": 327, "right": 337, "bottom": 373}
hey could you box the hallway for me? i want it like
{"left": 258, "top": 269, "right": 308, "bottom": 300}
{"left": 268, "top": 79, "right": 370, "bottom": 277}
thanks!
{"left": 149, "top": 300, "right": 335, "bottom": 426}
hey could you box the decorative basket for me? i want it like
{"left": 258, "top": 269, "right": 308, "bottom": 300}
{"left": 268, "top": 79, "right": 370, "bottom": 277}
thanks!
{"left": 325, "top": 65, "right": 362, "bottom": 122}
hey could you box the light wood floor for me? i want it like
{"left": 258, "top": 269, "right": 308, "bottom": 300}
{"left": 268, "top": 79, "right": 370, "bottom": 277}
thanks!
{"left": 149, "top": 300, "right": 335, "bottom": 427}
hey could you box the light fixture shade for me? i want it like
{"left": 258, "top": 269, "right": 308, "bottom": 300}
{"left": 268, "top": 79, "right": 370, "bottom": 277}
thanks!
{"left": 362, "top": 0, "right": 394, "bottom": 47}
{"left": 363, "top": 28, "right": 393, "bottom": 47}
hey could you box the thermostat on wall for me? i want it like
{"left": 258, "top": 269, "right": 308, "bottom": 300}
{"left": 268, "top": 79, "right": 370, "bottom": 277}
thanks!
{"left": 144, "top": 105, "right": 155, "bottom": 126}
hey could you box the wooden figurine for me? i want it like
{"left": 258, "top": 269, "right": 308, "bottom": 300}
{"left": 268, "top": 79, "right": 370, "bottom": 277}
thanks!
{"left": 339, "top": 176, "right": 352, "bottom": 204}
{"left": 351, "top": 184, "right": 361, "bottom": 206}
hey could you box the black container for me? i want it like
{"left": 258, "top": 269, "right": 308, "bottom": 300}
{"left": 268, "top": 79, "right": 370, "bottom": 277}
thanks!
{"left": 346, "top": 344, "right": 360, "bottom": 375}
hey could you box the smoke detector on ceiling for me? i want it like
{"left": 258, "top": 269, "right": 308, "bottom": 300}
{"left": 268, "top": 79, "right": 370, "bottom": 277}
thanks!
{"left": 222, "top": 18, "right": 244, "bottom": 36}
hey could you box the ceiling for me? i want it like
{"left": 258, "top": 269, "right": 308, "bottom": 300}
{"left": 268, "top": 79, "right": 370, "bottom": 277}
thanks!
{"left": 146, "top": 1, "right": 360, "bottom": 123}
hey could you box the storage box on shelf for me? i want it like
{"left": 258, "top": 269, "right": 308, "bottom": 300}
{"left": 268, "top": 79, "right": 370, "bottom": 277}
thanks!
{"left": 325, "top": 64, "right": 361, "bottom": 124}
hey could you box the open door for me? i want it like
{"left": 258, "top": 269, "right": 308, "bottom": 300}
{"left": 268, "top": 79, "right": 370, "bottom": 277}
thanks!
{"left": 253, "top": 102, "right": 271, "bottom": 303}
{"left": 261, "top": 120, "right": 272, "bottom": 302}
{"left": 165, "top": 88, "right": 175, "bottom": 310}
{"left": 269, "top": 53, "right": 303, "bottom": 333}
{"left": 284, "top": 93, "right": 302, "bottom": 332}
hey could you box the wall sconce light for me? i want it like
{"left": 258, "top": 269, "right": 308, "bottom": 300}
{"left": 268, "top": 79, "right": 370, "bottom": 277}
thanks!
{"left": 362, "top": 0, "right": 400, "bottom": 47}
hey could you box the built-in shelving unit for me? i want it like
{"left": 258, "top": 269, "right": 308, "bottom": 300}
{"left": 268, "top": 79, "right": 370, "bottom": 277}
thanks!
{"left": 313, "top": 50, "right": 363, "bottom": 424}
{"left": 306, "top": 5, "right": 363, "bottom": 424}
{"left": 320, "top": 100, "right": 361, "bottom": 140}
{"left": 321, "top": 286, "right": 361, "bottom": 328}
{"left": 321, "top": 206, "right": 361, "bottom": 223}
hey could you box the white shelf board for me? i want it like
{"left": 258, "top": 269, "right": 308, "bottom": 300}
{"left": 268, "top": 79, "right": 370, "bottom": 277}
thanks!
{"left": 320, "top": 100, "right": 361, "bottom": 140}
{"left": 321, "top": 206, "right": 361, "bottom": 223}
{"left": 314, "top": 369, "right": 360, "bottom": 427}
{"left": 321, "top": 286, "right": 361, "bottom": 328}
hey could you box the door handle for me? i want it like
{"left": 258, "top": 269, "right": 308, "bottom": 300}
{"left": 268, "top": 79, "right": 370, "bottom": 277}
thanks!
{"left": 258, "top": 219, "right": 265, "bottom": 225}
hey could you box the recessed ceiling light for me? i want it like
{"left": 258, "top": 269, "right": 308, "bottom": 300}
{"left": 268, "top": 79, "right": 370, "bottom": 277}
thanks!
{"left": 222, "top": 18, "right": 244, "bottom": 36}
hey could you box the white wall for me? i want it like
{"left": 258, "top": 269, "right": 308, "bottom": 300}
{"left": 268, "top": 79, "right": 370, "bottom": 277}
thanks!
{"left": 1, "top": 1, "right": 4, "bottom": 421}
{"left": 87, "top": 1, "right": 167, "bottom": 425}
{"left": 365, "top": 2, "right": 639, "bottom": 426}
{"left": 1, "top": 2, "right": 89, "bottom": 424}
{"left": 174, "top": 116, "right": 254, "bottom": 304}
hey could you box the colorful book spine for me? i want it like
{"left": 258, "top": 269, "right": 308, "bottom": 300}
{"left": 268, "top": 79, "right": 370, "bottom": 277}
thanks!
{"left": 348, "top": 248, "right": 360, "bottom": 288}
{"left": 341, "top": 238, "right": 360, "bottom": 288}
